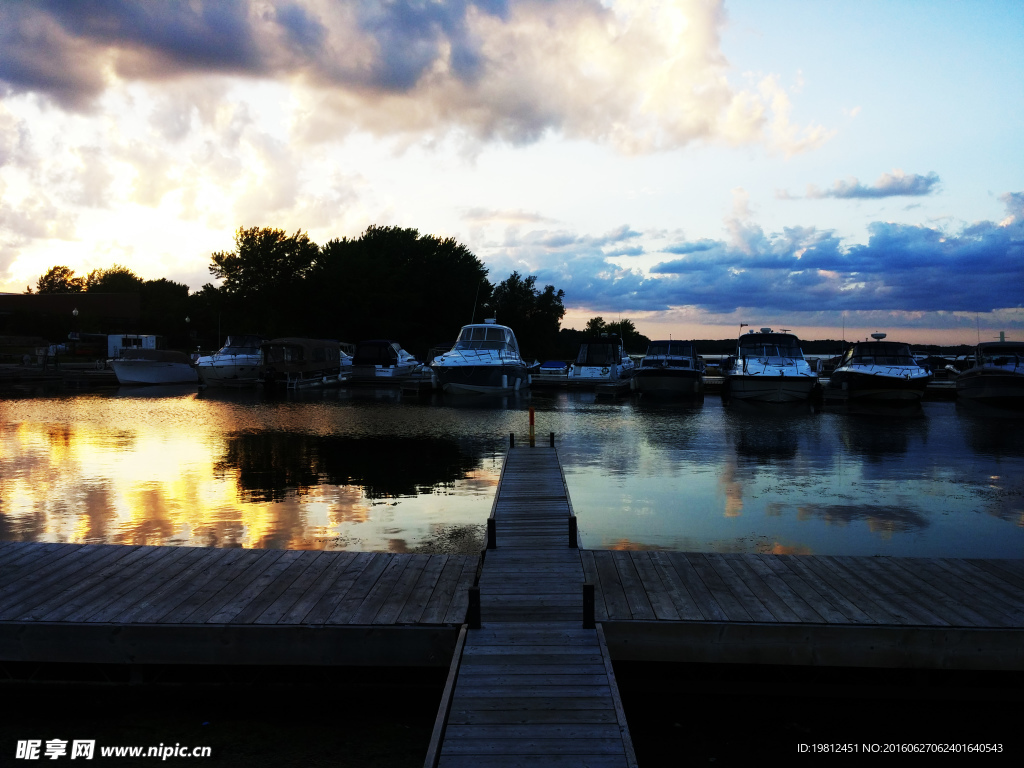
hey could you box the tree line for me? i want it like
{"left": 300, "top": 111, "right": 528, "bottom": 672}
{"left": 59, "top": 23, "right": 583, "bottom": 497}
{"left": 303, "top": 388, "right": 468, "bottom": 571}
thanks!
{"left": 30, "top": 226, "right": 580, "bottom": 360}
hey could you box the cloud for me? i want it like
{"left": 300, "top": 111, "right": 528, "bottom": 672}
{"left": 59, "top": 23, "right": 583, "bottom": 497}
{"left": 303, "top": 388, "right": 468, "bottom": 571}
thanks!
{"left": 481, "top": 193, "right": 1024, "bottom": 316}
{"left": 782, "top": 169, "right": 941, "bottom": 201}
{"left": 0, "top": 1, "right": 830, "bottom": 155}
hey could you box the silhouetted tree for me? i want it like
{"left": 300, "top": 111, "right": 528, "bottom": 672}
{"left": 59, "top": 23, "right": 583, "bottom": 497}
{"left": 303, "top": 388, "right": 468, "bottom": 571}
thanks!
{"left": 490, "top": 272, "right": 565, "bottom": 360}
{"left": 307, "top": 226, "right": 491, "bottom": 357}
{"left": 84, "top": 264, "right": 144, "bottom": 293}
{"left": 36, "top": 266, "right": 85, "bottom": 293}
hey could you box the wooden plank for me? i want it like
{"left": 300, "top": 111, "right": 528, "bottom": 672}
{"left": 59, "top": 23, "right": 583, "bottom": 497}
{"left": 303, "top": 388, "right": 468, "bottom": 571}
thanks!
{"left": 124, "top": 547, "right": 251, "bottom": 623}
{"left": 611, "top": 552, "right": 655, "bottom": 621}
{"left": 714, "top": 553, "right": 801, "bottom": 622}
{"left": 0, "top": 544, "right": 111, "bottom": 610}
{"left": 878, "top": 558, "right": 999, "bottom": 627}
{"left": 942, "top": 559, "right": 1024, "bottom": 616}
{"left": 644, "top": 551, "right": 704, "bottom": 621}
{"left": 592, "top": 552, "right": 631, "bottom": 620}
{"left": 421, "top": 556, "right": 472, "bottom": 625}
{"left": 303, "top": 552, "right": 383, "bottom": 624}
{"left": 662, "top": 553, "right": 730, "bottom": 621}
{"left": 827, "top": 556, "right": 948, "bottom": 626}
{"left": 228, "top": 550, "right": 322, "bottom": 625}
{"left": 446, "top": 710, "right": 619, "bottom": 725}
{"left": 780, "top": 555, "right": 892, "bottom": 624}
{"left": 396, "top": 554, "right": 448, "bottom": 624}
{"left": 160, "top": 549, "right": 273, "bottom": 623}
{"left": 735, "top": 554, "right": 826, "bottom": 624}
{"left": 277, "top": 551, "right": 368, "bottom": 624}
{"left": 0, "top": 545, "right": 140, "bottom": 619}
{"left": 102, "top": 546, "right": 233, "bottom": 623}
{"left": 45, "top": 546, "right": 199, "bottom": 622}
{"left": 22, "top": 545, "right": 164, "bottom": 621}
{"left": 702, "top": 553, "right": 777, "bottom": 622}
{"left": 438, "top": 755, "right": 627, "bottom": 767}
{"left": 442, "top": 557, "right": 477, "bottom": 625}
{"left": 766, "top": 555, "right": 873, "bottom": 623}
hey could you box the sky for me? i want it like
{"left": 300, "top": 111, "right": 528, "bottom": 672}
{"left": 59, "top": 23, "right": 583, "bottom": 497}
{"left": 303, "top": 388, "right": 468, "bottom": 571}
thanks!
{"left": 0, "top": 0, "right": 1021, "bottom": 345}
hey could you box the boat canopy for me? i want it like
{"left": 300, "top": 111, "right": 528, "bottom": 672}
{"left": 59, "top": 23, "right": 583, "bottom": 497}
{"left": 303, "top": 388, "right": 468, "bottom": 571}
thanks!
{"left": 976, "top": 342, "right": 1024, "bottom": 363}
{"left": 643, "top": 341, "right": 694, "bottom": 358}
{"left": 219, "top": 335, "right": 265, "bottom": 354}
{"left": 574, "top": 337, "right": 624, "bottom": 366}
{"left": 353, "top": 340, "right": 404, "bottom": 366}
{"left": 261, "top": 338, "right": 341, "bottom": 366}
{"left": 452, "top": 324, "right": 520, "bottom": 355}
{"left": 738, "top": 333, "right": 803, "bottom": 358}
{"left": 844, "top": 341, "right": 916, "bottom": 366}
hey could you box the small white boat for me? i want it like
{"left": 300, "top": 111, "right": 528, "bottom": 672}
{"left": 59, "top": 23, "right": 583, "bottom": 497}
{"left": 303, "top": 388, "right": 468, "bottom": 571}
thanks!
{"left": 194, "top": 335, "right": 265, "bottom": 388}
{"left": 828, "top": 333, "right": 931, "bottom": 402}
{"left": 956, "top": 341, "right": 1024, "bottom": 406}
{"left": 634, "top": 340, "right": 705, "bottom": 397}
{"left": 722, "top": 327, "right": 817, "bottom": 403}
{"left": 349, "top": 340, "right": 420, "bottom": 383}
{"left": 567, "top": 334, "right": 636, "bottom": 387}
{"left": 431, "top": 319, "right": 529, "bottom": 395}
{"left": 109, "top": 349, "right": 198, "bottom": 385}
{"left": 260, "top": 338, "right": 346, "bottom": 389}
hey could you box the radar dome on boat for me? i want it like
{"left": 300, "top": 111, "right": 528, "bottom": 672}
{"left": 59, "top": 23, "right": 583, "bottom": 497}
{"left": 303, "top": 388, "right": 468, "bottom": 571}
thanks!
{"left": 871, "top": 332, "right": 887, "bottom": 340}
{"left": 760, "top": 327, "right": 772, "bottom": 333}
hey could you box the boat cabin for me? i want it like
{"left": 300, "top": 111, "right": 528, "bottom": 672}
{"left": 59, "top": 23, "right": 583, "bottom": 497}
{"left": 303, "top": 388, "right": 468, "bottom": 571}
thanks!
{"left": 737, "top": 330, "right": 804, "bottom": 359}
{"left": 261, "top": 338, "right": 341, "bottom": 370}
{"left": 574, "top": 335, "right": 626, "bottom": 366}
{"left": 451, "top": 322, "right": 520, "bottom": 355}
{"left": 974, "top": 341, "right": 1024, "bottom": 366}
{"left": 838, "top": 341, "right": 916, "bottom": 367}
{"left": 641, "top": 341, "right": 699, "bottom": 368}
{"left": 353, "top": 340, "right": 412, "bottom": 367}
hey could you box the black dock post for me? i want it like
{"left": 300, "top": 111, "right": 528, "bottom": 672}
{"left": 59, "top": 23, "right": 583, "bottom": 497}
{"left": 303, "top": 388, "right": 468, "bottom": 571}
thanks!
{"left": 467, "top": 586, "right": 481, "bottom": 629}
{"left": 569, "top": 515, "right": 578, "bottom": 548}
{"left": 583, "top": 583, "right": 595, "bottom": 629}
{"left": 509, "top": 432, "right": 515, "bottom": 448}
{"left": 549, "top": 431, "right": 555, "bottom": 447}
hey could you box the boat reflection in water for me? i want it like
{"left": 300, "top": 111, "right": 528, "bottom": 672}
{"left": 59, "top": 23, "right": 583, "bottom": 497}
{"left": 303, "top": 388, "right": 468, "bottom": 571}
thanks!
{"left": 1, "top": 390, "right": 1023, "bottom": 559}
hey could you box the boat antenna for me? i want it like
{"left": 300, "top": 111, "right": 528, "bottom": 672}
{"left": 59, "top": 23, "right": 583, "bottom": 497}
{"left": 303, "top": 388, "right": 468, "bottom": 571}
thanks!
{"left": 470, "top": 280, "right": 483, "bottom": 324}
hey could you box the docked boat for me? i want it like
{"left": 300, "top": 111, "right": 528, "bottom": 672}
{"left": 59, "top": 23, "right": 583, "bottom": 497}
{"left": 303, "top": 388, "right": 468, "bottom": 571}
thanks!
{"left": 531, "top": 360, "right": 570, "bottom": 387}
{"left": 109, "top": 349, "right": 198, "bottom": 385}
{"left": 194, "top": 335, "right": 266, "bottom": 388}
{"left": 722, "top": 327, "right": 817, "bottom": 402}
{"left": 955, "top": 341, "right": 1024, "bottom": 406}
{"left": 634, "top": 340, "right": 705, "bottom": 397}
{"left": 430, "top": 319, "right": 529, "bottom": 395}
{"left": 349, "top": 340, "right": 419, "bottom": 383}
{"left": 828, "top": 333, "right": 931, "bottom": 403}
{"left": 567, "top": 334, "right": 636, "bottom": 387}
{"left": 260, "top": 338, "right": 346, "bottom": 389}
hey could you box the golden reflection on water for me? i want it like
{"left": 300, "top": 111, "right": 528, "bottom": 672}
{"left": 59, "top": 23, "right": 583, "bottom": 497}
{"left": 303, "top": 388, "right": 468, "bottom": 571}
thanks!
{"left": 0, "top": 395, "right": 497, "bottom": 551}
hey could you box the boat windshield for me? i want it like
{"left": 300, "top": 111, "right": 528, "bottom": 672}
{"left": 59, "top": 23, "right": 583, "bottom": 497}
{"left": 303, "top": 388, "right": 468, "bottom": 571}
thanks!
{"left": 354, "top": 343, "right": 399, "bottom": 365}
{"left": 849, "top": 342, "right": 916, "bottom": 366}
{"left": 221, "top": 335, "right": 263, "bottom": 354}
{"left": 575, "top": 343, "right": 622, "bottom": 366}
{"left": 454, "top": 326, "right": 514, "bottom": 352}
{"left": 739, "top": 334, "right": 803, "bottom": 359}
{"left": 980, "top": 346, "right": 1024, "bottom": 364}
{"left": 644, "top": 342, "right": 693, "bottom": 358}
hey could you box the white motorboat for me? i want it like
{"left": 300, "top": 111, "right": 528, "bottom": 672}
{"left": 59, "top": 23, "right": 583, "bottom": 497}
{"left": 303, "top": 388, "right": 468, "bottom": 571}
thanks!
{"left": 194, "top": 335, "right": 266, "bottom": 388}
{"left": 955, "top": 341, "right": 1024, "bottom": 406}
{"left": 349, "top": 340, "right": 420, "bottom": 383}
{"left": 260, "top": 338, "right": 346, "bottom": 389}
{"left": 567, "top": 334, "right": 636, "bottom": 387}
{"left": 722, "top": 327, "right": 817, "bottom": 402}
{"left": 431, "top": 319, "right": 529, "bottom": 395}
{"left": 828, "top": 333, "right": 931, "bottom": 402}
{"left": 109, "top": 349, "right": 198, "bottom": 385}
{"left": 634, "top": 340, "right": 705, "bottom": 397}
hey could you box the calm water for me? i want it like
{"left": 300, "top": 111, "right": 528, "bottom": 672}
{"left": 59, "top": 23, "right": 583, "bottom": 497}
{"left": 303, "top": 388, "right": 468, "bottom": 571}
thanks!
{"left": 1, "top": 386, "right": 1022, "bottom": 558}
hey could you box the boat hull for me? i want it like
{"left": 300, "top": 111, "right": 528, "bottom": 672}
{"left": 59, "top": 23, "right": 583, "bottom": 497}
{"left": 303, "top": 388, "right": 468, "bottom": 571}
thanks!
{"left": 635, "top": 369, "right": 704, "bottom": 396}
{"left": 434, "top": 364, "right": 529, "bottom": 395}
{"left": 567, "top": 363, "right": 635, "bottom": 387}
{"left": 956, "top": 370, "right": 1024, "bottom": 406}
{"left": 724, "top": 374, "right": 816, "bottom": 403}
{"left": 196, "top": 357, "right": 262, "bottom": 388}
{"left": 829, "top": 370, "right": 930, "bottom": 402}
{"left": 110, "top": 360, "right": 198, "bottom": 385}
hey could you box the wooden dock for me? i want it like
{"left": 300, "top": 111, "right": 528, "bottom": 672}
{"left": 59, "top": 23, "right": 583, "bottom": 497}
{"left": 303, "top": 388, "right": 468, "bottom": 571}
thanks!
{"left": 0, "top": 545, "right": 474, "bottom": 666}
{"left": 429, "top": 447, "right": 638, "bottom": 768}
{"left": 586, "top": 550, "right": 1024, "bottom": 670}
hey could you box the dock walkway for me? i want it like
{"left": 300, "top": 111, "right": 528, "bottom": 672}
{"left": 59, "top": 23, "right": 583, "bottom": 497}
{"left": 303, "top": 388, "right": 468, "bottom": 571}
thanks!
{"left": 0, "top": 546, "right": 474, "bottom": 667}
{"left": 431, "top": 447, "right": 637, "bottom": 768}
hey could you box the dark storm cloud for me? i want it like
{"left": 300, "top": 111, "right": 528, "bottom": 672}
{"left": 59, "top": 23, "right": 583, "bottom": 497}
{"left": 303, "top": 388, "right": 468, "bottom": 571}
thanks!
{"left": 521, "top": 193, "right": 1023, "bottom": 314}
